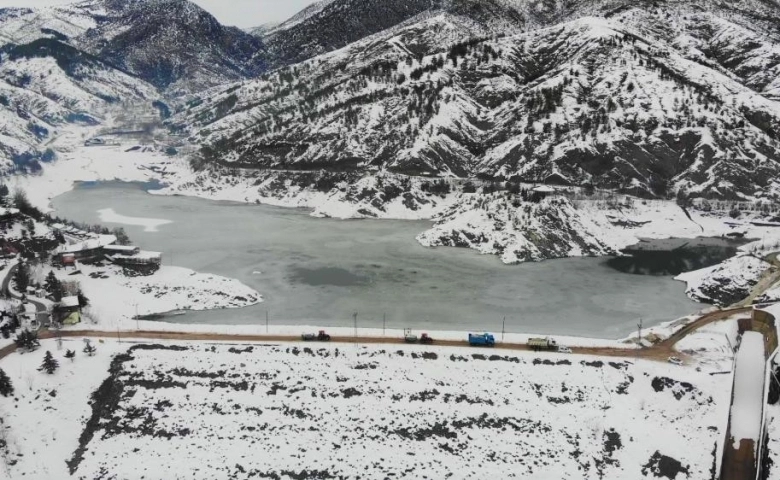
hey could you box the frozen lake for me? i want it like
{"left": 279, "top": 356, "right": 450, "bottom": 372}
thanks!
{"left": 51, "top": 182, "right": 703, "bottom": 338}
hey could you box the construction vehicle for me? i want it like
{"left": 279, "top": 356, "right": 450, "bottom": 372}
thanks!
{"left": 469, "top": 333, "right": 495, "bottom": 347}
{"left": 301, "top": 330, "right": 331, "bottom": 342}
{"left": 528, "top": 337, "right": 558, "bottom": 351}
{"left": 404, "top": 329, "right": 434, "bottom": 344}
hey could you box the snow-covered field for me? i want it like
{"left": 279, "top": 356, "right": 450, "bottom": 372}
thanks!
{"left": 0, "top": 339, "right": 731, "bottom": 480}
{"left": 54, "top": 263, "right": 261, "bottom": 326}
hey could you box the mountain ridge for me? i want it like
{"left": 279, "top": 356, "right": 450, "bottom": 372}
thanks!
{"left": 177, "top": 2, "right": 780, "bottom": 201}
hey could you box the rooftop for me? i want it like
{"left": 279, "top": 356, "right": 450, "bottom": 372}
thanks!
{"left": 56, "top": 235, "right": 117, "bottom": 254}
{"left": 60, "top": 296, "right": 80, "bottom": 308}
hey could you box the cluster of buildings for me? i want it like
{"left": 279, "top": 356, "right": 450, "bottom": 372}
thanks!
{"left": 50, "top": 225, "right": 162, "bottom": 270}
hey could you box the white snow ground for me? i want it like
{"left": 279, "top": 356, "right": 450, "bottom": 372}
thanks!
{"left": 730, "top": 331, "right": 766, "bottom": 450}
{"left": 53, "top": 263, "right": 261, "bottom": 325}
{"left": 0, "top": 339, "right": 731, "bottom": 480}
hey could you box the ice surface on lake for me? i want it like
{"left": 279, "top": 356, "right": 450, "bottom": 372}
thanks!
{"left": 98, "top": 207, "right": 172, "bottom": 232}
{"left": 53, "top": 182, "right": 702, "bottom": 338}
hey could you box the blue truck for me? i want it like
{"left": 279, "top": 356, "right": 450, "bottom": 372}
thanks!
{"left": 468, "top": 333, "right": 496, "bottom": 347}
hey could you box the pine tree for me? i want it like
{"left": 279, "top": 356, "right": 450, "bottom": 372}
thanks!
{"left": 64, "top": 350, "right": 76, "bottom": 362}
{"left": 44, "top": 271, "right": 63, "bottom": 301}
{"left": 83, "top": 341, "right": 96, "bottom": 357}
{"left": 77, "top": 291, "right": 90, "bottom": 308}
{"left": 13, "top": 263, "right": 30, "bottom": 292}
{"left": 0, "top": 368, "right": 13, "bottom": 397}
{"left": 14, "top": 329, "right": 40, "bottom": 353}
{"left": 39, "top": 351, "right": 59, "bottom": 374}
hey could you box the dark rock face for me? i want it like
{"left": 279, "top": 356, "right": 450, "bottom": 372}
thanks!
{"left": 81, "top": 0, "right": 267, "bottom": 94}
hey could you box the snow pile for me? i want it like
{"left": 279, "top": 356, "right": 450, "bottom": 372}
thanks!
{"left": 0, "top": 340, "right": 731, "bottom": 479}
{"left": 54, "top": 263, "right": 261, "bottom": 325}
{"left": 730, "top": 331, "right": 766, "bottom": 450}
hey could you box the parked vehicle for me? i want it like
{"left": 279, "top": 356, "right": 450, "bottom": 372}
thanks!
{"left": 667, "top": 356, "right": 683, "bottom": 366}
{"left": 557, "top": 346, "right": 572, "bottom": 354}
{"left": 469, "top": 333, "right": 495, "bottom": 347}
{"left": 528, "top": 337, "right": 558, "bottom": 351}
{"left": 404, "top": 328, "right": 418, "bottom": 343}
{"left": 301, "top": 330, "right": 331, "bottom": 342}
{"left": 404, "top": 330, "right": 434, "bottom": 344}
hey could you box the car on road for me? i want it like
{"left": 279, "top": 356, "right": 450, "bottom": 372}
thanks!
{"left": 667, "top": 356, "right": 683, "bottom": 366}
{"left": 557, "top": 346, "right": 572, "bottom": 354}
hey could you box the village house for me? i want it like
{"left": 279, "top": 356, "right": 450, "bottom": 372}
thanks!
{"left": 54, "top": 234, "right": 117, "bottom": 264}
{"left": 532, "top": 185, "right": 556, "bottom": 200}
{"left": 58, "top": 295, "right": 82, "bottom": 326}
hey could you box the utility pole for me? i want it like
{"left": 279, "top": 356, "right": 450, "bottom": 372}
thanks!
{"left": 502, "top": 316, "right": 506, "bottom": 343}
{"left": 353, "top": 312, "right": 358, "bottom": 340}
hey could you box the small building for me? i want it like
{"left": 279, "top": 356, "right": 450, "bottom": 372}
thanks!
{"left": 84, "top": 137, "right": 106, "bottom": 146}
{"left": 19, "top": 302, "right": 39, "bottom": 331}
{"left": 104, "top": 245, "right": 141, "bottom": 256}
{"left": 61, "top": 253, "right": 76, "bottom": 268}
{"left": 532, "top": 185, "right": 556, "bottom": 195}
{"left": 59, "top": 295, "right": 81, "bottom": 326}
{"left": 54, "top": 234, "right": 117, "bottom": 263}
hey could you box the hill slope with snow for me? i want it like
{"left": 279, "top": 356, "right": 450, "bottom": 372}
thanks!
{"left": 178, "top": 1, "right": 780, "bottom": 201}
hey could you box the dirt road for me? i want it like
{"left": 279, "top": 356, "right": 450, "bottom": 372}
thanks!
{"left": 0, "top": 304, "right": 750, "bottom": 363}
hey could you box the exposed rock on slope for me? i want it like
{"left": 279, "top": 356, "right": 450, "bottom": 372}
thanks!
{"left": 180, "top": 2, "right": 780, "bottom": 201}
{"left": 676, "top": 254, "right": 770, "bottom": 305}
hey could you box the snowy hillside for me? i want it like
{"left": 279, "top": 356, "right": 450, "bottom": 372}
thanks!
{"left": 179, "top": 1, "right": 780, "bottom": 201}
{"left": 1, "top": 341, "right": 731, "bottom": 479}
{"left": 0, "top": 0, "right": 267, "bottom": 174}
{"left": 0, "top": 38, "right": 159, "bottom": 174}
{"left": 0, "top": 0, "right": 267, "bottom": 95}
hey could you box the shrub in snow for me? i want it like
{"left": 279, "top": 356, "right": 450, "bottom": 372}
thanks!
{"left": 39, "top": 351, "right": 59, "bottom": 375}
{"left": 14, "top": 329, "right": 39, "bottom": 353}
{"left": 0, "top": 368, "right": 13, "bottom": 397}
{"left": 83, "top": 341, "right": 96, "bottom": 357}
{"left": 65, "top": 350, "right": 76, "bottom": 362}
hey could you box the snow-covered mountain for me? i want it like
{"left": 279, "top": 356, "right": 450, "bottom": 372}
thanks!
{"left": 177, "top": 0, "right": 780, "bottom": 201}
{"left": 0, "top": 37, "right": 159, "bottom": 174}
{"left": 0, "top": 0, "right": 266, "bottom": 96}
{"left": 0, "top": 0, "right": 267, "bottom": 174}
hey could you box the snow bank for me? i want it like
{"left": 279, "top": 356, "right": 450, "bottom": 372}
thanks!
{"left": 730, "top": 331, "right": 766, "bottom": 449}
